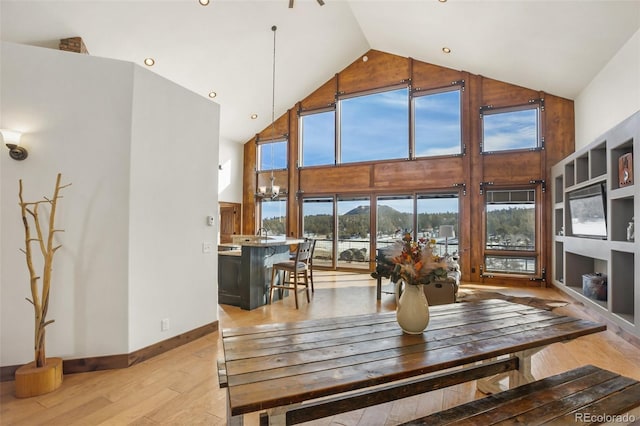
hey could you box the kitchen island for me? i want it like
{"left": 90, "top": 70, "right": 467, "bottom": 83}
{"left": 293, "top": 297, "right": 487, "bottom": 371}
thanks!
{"left": 218, "top": 236, "right": 304, "bottom": 310}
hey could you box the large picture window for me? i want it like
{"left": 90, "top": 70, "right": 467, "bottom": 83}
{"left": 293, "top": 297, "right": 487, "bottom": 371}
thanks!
{"left": 300, "top": 110, "right": 335, "bottom": 167}
{"left": 481, "top": 105, "right": 540, "bottom": 153}
{"left": 258, "top": 139, "right": 287, "bottom": 171}
{"left": 484, "top": 188, "right": 537, "bottom": 274}
{"left": 413, "top": 88, "right": 462, "bottom": 157}
{"left": 339, "top": 87, "right": 409, "bottom": 163}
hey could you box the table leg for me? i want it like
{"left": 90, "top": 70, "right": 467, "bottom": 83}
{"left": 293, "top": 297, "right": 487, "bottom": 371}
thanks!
{"left": 477, "top": 348, "right": 543, "bottom": 394}
{"left": 376, "top": 276, "right": 381, "bottom": 300}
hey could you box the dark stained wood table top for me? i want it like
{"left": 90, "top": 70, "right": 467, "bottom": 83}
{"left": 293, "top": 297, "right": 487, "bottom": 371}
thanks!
{"left": 221, "top": 299, "right": 606, "bottom": 417}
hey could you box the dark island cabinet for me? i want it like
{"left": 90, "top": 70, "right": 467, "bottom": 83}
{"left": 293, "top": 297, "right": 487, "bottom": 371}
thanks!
{"left": 218, "top": 254, "right": 242, "bottom": 306}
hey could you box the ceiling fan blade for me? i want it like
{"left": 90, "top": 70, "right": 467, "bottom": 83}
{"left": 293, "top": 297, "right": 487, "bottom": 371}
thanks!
{"left": 289, "top": 0, "right": 294, "bottom": 8}
{"left": 317, "top": 0, "right": 325, "bottom": 5}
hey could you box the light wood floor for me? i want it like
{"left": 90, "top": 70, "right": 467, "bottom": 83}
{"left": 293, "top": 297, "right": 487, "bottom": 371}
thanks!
{"left": 2, "top": 272, "right": 640, "bottom": 425}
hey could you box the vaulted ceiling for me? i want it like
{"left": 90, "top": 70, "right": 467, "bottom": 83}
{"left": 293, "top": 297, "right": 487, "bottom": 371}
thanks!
{"left": 1, "top": 0, "right": 639, "bottom": 144}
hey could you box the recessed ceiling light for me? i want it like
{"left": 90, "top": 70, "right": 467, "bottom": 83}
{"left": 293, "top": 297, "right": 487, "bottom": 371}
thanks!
{"left": 199, "top": 0, "right": 210, "bottom": 5}
{"left": 251, "top": 114, "right": 258, "bottom": 119}
{"left": 208, "top": 91, "right": 217, "bottom": 99}
{"left": 442, "top": 47, "right": 451, "bottom": 54}
{"left": 438, "top": 0, "right": 447, "bottom": 3}
{"left": 144, "top": 57, "right": 155, "bottom": 66}
{"left": 362, "top": 55, "right": 368, "bottom": 62}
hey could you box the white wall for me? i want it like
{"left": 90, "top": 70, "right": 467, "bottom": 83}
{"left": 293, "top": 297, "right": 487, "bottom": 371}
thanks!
{"left": 575, "top": 28, "right": 640, "bottom": 148}
{"left": 218, "top": 138, "right": 244, "bottom": 204}
{"left": 0, "top": 42, "right": 219, "bottom": 366}
{"left": 128, "top": 67, "right": 219, "bottom": 351}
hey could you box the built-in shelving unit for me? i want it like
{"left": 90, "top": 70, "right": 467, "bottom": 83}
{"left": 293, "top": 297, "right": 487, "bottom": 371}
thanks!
{"left": 552, "top": 111, "right": 639, "bottom": 338}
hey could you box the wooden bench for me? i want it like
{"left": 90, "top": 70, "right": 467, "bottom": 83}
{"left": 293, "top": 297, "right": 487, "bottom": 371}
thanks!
{"left": 401, "top": 364, "right": 640, "bottom": 425}
{"left": 249, "top": 358, "right": 518, "bottom": 425}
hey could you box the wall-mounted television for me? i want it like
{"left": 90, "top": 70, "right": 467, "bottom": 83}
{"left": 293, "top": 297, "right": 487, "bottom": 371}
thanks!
{"left": 568, "top": 183, "right": 607, "bottom": 239}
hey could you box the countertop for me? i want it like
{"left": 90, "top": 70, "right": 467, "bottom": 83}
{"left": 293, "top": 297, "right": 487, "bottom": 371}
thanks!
{"left": 218, "top": 237, "right": 305, "bottom": 256}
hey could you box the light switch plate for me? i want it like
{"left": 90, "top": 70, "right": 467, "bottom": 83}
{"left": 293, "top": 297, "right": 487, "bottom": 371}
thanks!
{"left": 203, "top": 242, "right": 213, "bottom": 253}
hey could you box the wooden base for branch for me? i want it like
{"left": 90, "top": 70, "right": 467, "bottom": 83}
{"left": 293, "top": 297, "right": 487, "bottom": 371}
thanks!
{"left": 15, "top": 357, "right": 63, "bottom": 398}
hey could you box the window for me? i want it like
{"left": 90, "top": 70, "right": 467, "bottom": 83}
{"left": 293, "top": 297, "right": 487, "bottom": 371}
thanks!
{"left": 260, "top": 198, "right": 287, "bottom": 237}
{"left": 258, "top": 139, "right": 287, "bottom": 171}
{"left": 340, "top": 87, "right": 409, "bottom": 163}
{"left": 302, "top": 197, "right": 334, "bottom": 267}
{"left": 413, "top": 88, "right": 462, "bottom": 157}
{"left": 337, "top": 196, "right": 370, "bottom": 269}
{"left": 376, "top": 195, "right": 414, "bottom": 249}
{"left": 300, "top": 110, "right": 335, "bottom": 167}
{"left": 481, "top": 105, "right": 540, "bottom": 153}
{"left": 484, "top": 189, "right": 537, "bottom": 274}
{"left": 416, "top": 194, "right": 459, "bottom": 257}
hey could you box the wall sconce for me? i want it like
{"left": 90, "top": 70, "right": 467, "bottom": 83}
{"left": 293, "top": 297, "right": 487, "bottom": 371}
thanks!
{"left": 1, "top": 129, "right": 28, "bottom": 160}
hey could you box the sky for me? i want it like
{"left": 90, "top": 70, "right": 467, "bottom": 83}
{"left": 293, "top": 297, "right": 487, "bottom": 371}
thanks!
{"left": 268, "top": 85, "right": 537, "bottom": 169}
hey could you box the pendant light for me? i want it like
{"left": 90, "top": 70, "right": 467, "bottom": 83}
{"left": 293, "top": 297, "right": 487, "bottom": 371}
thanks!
{"left": 257, "top": 25, "right": 282, "bottom": 200}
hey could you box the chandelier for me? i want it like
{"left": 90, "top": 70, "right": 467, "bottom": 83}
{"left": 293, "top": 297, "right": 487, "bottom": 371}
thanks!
{"left": 256, "top": 25, "right": 285, "bottom": 201}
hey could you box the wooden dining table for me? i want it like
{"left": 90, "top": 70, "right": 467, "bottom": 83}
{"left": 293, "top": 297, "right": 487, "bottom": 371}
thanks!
{"left": 219, "top": 299, "right": 606, "bottom": 425}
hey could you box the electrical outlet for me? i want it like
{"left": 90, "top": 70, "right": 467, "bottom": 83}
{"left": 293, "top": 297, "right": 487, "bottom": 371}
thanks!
{"left": 202, "top": 242, "right": 213, "bottom": 253}
{"left": 161, "top": 318, "right": 170, "bottom": 331}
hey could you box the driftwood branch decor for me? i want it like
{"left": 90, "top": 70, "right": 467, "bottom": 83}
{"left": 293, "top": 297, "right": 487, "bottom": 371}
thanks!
{"left": 18, "top": 173, "right": 71, "bottom": 368}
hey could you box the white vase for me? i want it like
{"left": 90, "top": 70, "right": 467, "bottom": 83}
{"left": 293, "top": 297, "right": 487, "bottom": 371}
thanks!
{"left": 395, "top": 282, "right": 430, "bottom": 334}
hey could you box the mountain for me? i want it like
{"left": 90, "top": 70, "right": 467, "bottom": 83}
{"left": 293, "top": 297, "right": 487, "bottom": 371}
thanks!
{"left": 344, "top": 205, "right": 400, "bottom": 216}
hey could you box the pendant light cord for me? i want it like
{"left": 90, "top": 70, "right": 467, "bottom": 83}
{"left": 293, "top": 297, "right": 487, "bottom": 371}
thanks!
{"left": 270, "top": 25, "right": 277, "bottom": 188}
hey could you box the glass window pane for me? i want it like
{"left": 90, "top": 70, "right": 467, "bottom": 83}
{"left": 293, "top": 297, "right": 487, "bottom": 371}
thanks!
{"left": 260, "top": 198, "right": 286, "bottom": 237}
{"left": 337, "top": 196, "right": 370, "bottom": 269}
{"left": 301, "top": 111, "right": 335, "bottom": 167}
{"left": 417, "top": 194, "right": 459, "bottom": 257}
{"left": 302, "top": 197, "right": 334, "bottom": 268}
{"left": 482, "top": 107, "right": 538, "bottom": 152}
{"left": 414, "top": 90, "right": 461, "bottom": 157}
{"left": 258, "top": 140, "right": 287, "bottom": 171}
{"left": 376, "top": 196, "right": 413, "bottom": 249}
{"left": 485, "top": 255, "right": 536, "bottom": 274}
{"left": 485, "top": 190, "right": 535, "bottom": 251}
{"left": 340, "top": 88, "right": 409, "bottom": 163}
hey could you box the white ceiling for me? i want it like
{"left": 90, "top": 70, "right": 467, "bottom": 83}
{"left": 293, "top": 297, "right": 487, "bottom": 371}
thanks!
{"left": 2, "top": 0, "right": 639, "bottom": 144}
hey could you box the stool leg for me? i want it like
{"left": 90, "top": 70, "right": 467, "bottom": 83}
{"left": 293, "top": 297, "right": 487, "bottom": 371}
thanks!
{"left": 292, "top": 270, "right": 299, "bottom": 309}
{"left": 304, "top": 268, "right": 310, "bottom": 303}
{"left": 269, "top": 267, "right": 276, "bottom": 305}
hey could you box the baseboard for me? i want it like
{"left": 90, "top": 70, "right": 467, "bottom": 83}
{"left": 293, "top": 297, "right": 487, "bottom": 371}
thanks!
{"left": 1, "top": 321, "right": 218, "bottom": 382}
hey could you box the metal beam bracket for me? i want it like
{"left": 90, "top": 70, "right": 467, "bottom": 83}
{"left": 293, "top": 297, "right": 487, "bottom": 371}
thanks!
{"left": 453, "top": 182, "right": 467, "bottom": 196}
{"left": 479, "top": 181, "right": 494, "bottom": 195}
{"left": 529, "top": 179, "right": 546, "bottom": 192}
{"left": 451, "top": 79, "right": 465, "bottom": 91}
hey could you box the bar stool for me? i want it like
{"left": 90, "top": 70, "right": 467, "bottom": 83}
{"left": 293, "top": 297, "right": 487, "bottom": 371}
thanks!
{"left": 269, "top": 240, "right": 313, "bottom": 309}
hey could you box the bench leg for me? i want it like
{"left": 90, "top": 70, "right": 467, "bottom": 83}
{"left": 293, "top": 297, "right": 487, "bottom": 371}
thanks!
{"left": 264, "top": 403, "right": 301, "bottom": 426}
{"left": 477, "top": 348, "right": 542, "bottom": 394}
{"left": 227, "top": 389, "right": 244, "bottom": 426}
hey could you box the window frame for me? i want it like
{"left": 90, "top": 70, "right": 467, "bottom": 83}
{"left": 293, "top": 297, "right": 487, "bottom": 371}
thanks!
{"left": 258, "top": 196, "right": 288, "bottom": 238}
{"left": 299, "top": 106, "right": 336, "bottom": 168}
{"left": 411, "top": 85, "right": 463, "bottom": 159}
{"left": 483, "top": 185, "right": 542, "bottom": 277}
{"left": 337, "top": 84, "right": 410, "bottom": 165}
{"left": 256, "top": 137, "right": 288, "bottom": 172}
{"left": 480, "top": 101, "right": 543, "bottom": 154}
